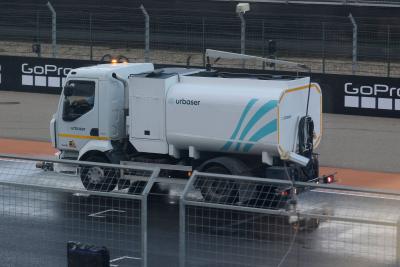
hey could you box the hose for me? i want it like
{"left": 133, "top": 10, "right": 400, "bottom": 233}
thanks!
{"left": 298, "top": 116, "right": 314, "bottom": 158}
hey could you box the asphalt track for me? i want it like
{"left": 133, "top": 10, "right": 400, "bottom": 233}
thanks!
{"left": 0, "top": 158, "right": 399, "bottom": 267}
{"left": 1, "top": 91, "right": 400, "bottom": 173}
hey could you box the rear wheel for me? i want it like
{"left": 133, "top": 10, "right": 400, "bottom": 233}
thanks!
{"left": 80, "top": 155, "right": 118, "bottom": 192}
{"left": 200, "top": 164, "right": 235, "bottom": 203}
{"left": 292, "top": 217, "right": 320, "bottom": 232}
{"left": 198, "top": 157, "right": 250, "bottom": 204}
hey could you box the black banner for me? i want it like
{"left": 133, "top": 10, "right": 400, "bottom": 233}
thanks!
{"left": 1, "top": 55, "right": 400, "bottom": 118}
{"left": 313, "top": 73, "right": 400, "bottom": 119}
{"left": 0, "top": 55, "right": 96, "bottom": 94}
{"left": 215, "top": 67, "right": 400, "bottom": 119}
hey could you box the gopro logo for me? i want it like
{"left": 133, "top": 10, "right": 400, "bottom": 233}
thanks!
{"left": 21, "top": 63, "right": 72, "bottom": 88}
{"left": 344, "top": 83, "right": 400, "bottom": 111}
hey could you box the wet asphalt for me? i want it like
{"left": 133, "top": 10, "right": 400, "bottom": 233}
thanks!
{"left": 0, "top": 159, "right": 399, "bottom": 267}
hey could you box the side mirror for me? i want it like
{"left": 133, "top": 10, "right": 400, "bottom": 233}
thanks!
{"left": 63, "top": 85, "right": 74, "bottom": 97}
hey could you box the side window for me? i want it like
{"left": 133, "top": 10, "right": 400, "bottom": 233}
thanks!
{"left": 62, "top": 80, "right": 95, "bottom": 122}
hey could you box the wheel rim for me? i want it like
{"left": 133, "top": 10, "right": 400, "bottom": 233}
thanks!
{"left": 209, "top": 180, "right": 232, "bottom": 196}
{"left": 86, "top": 166, "right": 105, "bottom": 184}
{"left": 202, "top": 165, "right": 234, "bottom": 201}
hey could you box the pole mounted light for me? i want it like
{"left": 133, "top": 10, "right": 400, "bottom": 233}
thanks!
{"left": 236, "top": 3, "right": 250, "bottom": 14}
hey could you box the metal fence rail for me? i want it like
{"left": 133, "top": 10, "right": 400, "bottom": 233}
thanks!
{"left": 2, "top": 154, "right": 400, "bottom": 266}
{"left": 0, "top": 3, "right": 400, "bottom": 77}
{"left": 180, "top": 171, "right": 400, "bottom": 267}
{"left": 0, "top": 154, "right": 159, "bottom": 267}
{"left": 221, "top": 0, "right": 400, "bottom": 7}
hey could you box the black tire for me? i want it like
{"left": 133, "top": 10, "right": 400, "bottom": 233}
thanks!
{"left": 128, "top": 181, "right": 147, "bottom": 195}
{"left": 80, "top": 155, "right": 118, "bottom": 192}
{"left": 198, "top": 157, "right": 250, "bottom": 203}
{"left": 292, "top": 217, "right": 320, "bottom": 233}
{"left": 312, "top": 156, "right": 319, "bottom": 178}
{"left": 299, "top": 155, "right": 319, "bottom": 182}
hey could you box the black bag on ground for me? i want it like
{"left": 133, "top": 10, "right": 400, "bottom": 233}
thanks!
{"left": 67, "top": 241, "right": 110, "bottom": 267}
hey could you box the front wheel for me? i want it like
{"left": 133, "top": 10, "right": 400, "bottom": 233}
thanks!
{"left": 80, "top": 155, "right": 118, "bottom": 192}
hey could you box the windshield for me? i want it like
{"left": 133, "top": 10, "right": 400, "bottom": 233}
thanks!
{"left": 62, "top": 80, "right": 95, "bottom": 122}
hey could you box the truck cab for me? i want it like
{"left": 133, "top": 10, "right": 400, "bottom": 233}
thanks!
{"left": 50, "top": 63, "right": 154, "bottom": 161}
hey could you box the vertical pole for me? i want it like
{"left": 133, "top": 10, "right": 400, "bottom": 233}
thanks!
{"left": 46, "top": 2, "right": 57, "bottom": 58}
{"left": 396, "top": 217, "right": 400, "bottom": 267}
{"left": 322, "top": 22, "right": 326, "bottom": 74}
{"left": 387, "top": 25, "right": 391, "bottom": 77}
{"left": 179, "top": 171, "right": 197, "bottom": 267}
{"left": 202, "top": 17, "right": 206, "bottom": 67}
{"left": 36, "top": 10, "right": 41, "bottom": 58}
{"left": 141, "top": 190, "right": 148, "bottom": 267}
{"left": 140, "top": 5, "right": 150, "bottom": 63}
{"left": 185, "top": 22, "right": 189, "bottom": 51}
{"left": 141, "top": 168, "right": 160, "bottom": 267}
{"left": 349, "top": 13, "right": 357, "bottom": 75}
{"left": 89, "top": 13, "right": 93, "bottom": 61}
{"left": 238, "top": 12, "right": 246, "bottom": 68}
{"left": 262, "top": 20, "right": 266, "bottom": 70}
{"left": 179, "top": 194, "right": 186, "bottom": 267}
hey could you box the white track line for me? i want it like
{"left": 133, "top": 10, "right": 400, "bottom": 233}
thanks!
{"left": 110, "top": 256, "right": 141, "bottom": 266}
{"left": 88, "top": 209, "right": 126, "bottom": 218}
{"left": 312, "top": 189, "right": 400, "bottom": 201}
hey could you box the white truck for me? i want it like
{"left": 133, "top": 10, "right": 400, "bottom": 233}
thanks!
{"left": 49, "top": 50, "right": 326, "bottom": 200}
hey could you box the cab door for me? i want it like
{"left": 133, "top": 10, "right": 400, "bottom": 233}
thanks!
{"left": 56, "top": 79, "right": 100, "bottom": 152}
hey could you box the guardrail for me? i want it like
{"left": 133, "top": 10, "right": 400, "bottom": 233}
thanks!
{"left": 0, "top": 154, "right": 159, "bottom": 267}
{"left": 180, "top": 171, "right": 400, "bottom": 267}
{"left": 1, "top": 154, "right": 400, "bottom": 266}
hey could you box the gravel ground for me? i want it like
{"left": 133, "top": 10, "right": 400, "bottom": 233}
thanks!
{"left": 1, "top": 40, "right": 399, "bottom": 77}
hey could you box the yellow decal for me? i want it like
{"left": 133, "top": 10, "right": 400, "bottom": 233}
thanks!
{"left": 58, "top": 133, "right": 110, "bottom": 141}
{"left": 278, "top": 83, "right": 323, "bottom": 149}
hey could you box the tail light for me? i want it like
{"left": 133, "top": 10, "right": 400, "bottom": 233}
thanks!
{"left": 280, "top": 190, "right": 289, "bottom": 197}
{"left": 323, "top": 174, "right": 335, "bottom": 184}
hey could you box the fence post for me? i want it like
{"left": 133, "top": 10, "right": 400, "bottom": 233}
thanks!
{"left": 46, "top": 1, "right": 57, "bottom": 58}
{"left": 179, "top": 192, "right": 186, "bottom": 267}
{"left": 349, "top": 13, "right": 357, "bottom": 75}
{"left": 396, "top": 217, "right": 400, "bottom": 266}
{"left": 185, "top": 22, "right": 189, "bottom": 51}
{"left": 141, "top": 168, "right": 160, "bottom": 267}
{"left": 140, "top": 5, "right": 150, "bottom": 63}
{"left": 89, "top": 13, "right": 93, "bottom": 61}
{"left": 322, "top": 22, "right": 326, "bottom": 74}
{"left": 387, "top": 25, "right": 391, "bottom": 77}
{"left": 179, "top": 172, "right": 197, "bottom": 267}
{"left": 35, "top": 10, "right": 41, "bottom": 58}
{"left": 202, "top": 17, "right": 206, "bottom": 67}
{"left": 262, "top": 20, "right": 266, "bottom": 70}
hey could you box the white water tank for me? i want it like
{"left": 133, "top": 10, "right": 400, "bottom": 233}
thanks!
{"left": 129, "top": 72, "right": 322, "bottom": 162}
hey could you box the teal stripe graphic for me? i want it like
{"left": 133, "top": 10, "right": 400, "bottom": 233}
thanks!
{"left": 243, "top": 119, "right": 277, "bottom": 152}
{"left": 235, "top": 100, "right": 277, "bottom": 151}
{"left": 221, "top": 98, "right": 258, "bottom": 151}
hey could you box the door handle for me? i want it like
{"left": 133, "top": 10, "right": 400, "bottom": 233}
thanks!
{"left": 90, "top": 128, "right": 99, "bottom": 136}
